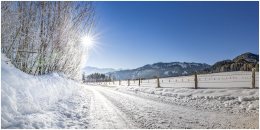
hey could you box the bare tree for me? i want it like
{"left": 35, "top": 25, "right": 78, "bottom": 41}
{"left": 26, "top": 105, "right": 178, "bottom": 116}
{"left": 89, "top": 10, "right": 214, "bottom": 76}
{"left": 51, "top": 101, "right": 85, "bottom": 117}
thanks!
{"left": 1, "top": 1, "right": 95, "bottom": 79}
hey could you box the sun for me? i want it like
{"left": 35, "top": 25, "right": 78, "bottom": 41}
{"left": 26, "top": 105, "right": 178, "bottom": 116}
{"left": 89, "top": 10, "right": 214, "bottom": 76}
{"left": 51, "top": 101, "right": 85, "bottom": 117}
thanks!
{"left": 81, "top": 35, "right": 95, "bottom": 48}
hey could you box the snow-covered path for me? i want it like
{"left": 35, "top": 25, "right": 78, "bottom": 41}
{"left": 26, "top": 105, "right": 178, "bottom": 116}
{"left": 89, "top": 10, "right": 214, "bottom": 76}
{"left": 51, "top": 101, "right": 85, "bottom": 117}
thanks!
{"left": 85, "top": 85, "right": 258, "bottom": 129}
{"left": 87, "top": 87, "right": 136, "bottom": 128}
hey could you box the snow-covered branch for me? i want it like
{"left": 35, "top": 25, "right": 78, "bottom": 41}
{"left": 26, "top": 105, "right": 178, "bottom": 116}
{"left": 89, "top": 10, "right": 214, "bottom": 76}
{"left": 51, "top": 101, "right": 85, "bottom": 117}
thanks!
{"left": 1, "top": 1, "right": 95, "bottom": 79}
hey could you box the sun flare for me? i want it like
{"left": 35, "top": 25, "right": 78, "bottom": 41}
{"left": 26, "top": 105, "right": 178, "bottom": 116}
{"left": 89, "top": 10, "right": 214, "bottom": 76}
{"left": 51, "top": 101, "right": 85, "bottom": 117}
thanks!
{"left": 81, "top": 35, "right": 95, "bottom": 48}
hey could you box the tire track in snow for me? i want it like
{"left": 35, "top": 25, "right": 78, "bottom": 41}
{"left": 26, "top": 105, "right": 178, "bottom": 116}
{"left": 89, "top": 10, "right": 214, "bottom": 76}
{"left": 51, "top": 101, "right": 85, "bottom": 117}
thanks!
{"left": 86, "top": 87, "right": 137, "bottom": 129}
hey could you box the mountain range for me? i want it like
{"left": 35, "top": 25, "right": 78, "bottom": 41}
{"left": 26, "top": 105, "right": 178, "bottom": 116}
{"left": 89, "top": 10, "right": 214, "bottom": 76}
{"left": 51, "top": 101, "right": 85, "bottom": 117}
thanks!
{"left": 83, "top": 52, "right": 259, "bottom": 80}
{"left": 107, "top": 62, "right": 210, "bottom": 80}
{"left": 82, "top": 66, "right": 117, "bottom": 75}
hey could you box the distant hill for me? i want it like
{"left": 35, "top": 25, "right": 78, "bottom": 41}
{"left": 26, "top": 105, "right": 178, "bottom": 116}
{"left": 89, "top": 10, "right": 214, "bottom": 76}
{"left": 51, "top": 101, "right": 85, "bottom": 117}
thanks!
{"left": 203, "top": 52, "right": 259, "bottom": 73}
{"left": 83, "top": 66, "right": 116, "bottom": 75}
{"left": 85, "top": 52, "right": 259, "bottom": 80}
{"left": 107, "top": 62, "right": 210, "bottom": 80}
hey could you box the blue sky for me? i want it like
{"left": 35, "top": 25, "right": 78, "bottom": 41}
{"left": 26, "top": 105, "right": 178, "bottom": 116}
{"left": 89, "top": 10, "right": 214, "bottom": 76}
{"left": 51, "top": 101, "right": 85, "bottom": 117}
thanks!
{"left": 86, "top": 1, "right": 259, "bottom": 69}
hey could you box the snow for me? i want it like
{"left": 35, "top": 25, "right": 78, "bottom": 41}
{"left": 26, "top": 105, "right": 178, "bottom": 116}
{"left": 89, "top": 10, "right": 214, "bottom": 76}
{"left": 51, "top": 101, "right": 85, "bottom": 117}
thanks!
{"left": 2, "top": 53, "right": 259, "bottom": 129}
{"left": 105, "top": 71, "right": 259, "bottom": 88}
{"left": 115, "top": 85, "right": 259, "bottom": 114}
{"left": 178, "top": 63, "right": 188, "bottom": 68}
{"left": 1, "top": 54, "right": 90, "bottom": 128}
{"left": 89, "top": 85, "right": 259, "bottom": 128}
{"left": 163, "top": 71, "right": 169, "bottom": 75}
{"left": 182, "top": 71, "right": 188, "bottom": 75}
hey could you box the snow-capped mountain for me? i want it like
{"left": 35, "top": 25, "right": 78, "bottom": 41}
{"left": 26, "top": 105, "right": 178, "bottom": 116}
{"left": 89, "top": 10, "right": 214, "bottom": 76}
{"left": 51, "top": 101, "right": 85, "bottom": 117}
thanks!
{"left": 83, "top": 66, "right": 117, "bottom": 75}
{"left": 107, "top": 62, "right": 210, "bottom": 80}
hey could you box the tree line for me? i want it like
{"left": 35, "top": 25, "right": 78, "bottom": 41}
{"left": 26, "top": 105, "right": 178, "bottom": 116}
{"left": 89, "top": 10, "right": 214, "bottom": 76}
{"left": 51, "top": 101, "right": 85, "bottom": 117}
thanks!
{"left": 83, "top": 73, "right": 112, "bottom": 82}
{"left": 1, "top": 1, "right": 95, "bottom": 79}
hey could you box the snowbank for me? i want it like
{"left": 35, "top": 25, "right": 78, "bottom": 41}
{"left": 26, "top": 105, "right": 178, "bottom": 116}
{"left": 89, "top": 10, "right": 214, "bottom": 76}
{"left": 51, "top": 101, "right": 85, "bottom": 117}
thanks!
{"left": 116, "top": 85, "right": 259, "bottom": 113}
{"left": 120, "top": 86, "right": 259, "bottom": 99}
{"left": 1, "top": 54, "right": 84, "bottom": 128}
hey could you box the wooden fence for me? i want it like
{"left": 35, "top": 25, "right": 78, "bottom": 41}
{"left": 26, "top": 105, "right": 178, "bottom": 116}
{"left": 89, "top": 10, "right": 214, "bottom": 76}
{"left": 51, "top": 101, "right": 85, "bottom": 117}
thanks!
{"left": 86, "top": 70, "right": 259, "bottom": 89}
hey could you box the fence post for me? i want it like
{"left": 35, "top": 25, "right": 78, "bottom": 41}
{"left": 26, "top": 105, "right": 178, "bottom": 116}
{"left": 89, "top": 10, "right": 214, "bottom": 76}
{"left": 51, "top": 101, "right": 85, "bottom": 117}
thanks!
{"left": 82, "top": 73, "right": 85, "bottom": 83}
{"left": 119, "top": 80, "right": 121, "bottom": 86}
{"left": 138, "top": 78, "right": 141, "bottom": 86}
{"left": 194, "top": 72, "right": 198, "bottom": 89}
{"left": 252, "top": 68, "right": 256, "bottom": 88}
{"left": 128, "top": 79, "right": 130, "bottom": 86}
{"left": 157, "top": 77, "right": 160, "bottom": 88}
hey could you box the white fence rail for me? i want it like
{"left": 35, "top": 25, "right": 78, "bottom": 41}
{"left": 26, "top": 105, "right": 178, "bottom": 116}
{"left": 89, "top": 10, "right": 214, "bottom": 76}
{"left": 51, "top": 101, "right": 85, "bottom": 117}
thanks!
{"left": 87, "top": 70, "right": 259, "bottom": 89}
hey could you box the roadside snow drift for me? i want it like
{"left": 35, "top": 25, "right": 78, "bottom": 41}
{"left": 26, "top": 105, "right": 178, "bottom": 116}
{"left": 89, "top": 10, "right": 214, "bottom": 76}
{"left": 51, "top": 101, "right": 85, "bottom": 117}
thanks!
{"left": 116, "top": 85, "right": 259, "bottom": 113}
{"left": 1, "top": 54, "right": 88, "bottom": 128}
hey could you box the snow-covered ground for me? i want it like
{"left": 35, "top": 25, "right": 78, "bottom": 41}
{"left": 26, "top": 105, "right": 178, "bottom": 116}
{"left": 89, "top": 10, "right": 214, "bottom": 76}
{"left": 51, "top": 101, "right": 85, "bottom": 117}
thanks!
{"left": 89, "top": 85, "right": 258, "bottom": 128}
{"left": 1, "top": 53, "right": 259, "bottom": 128}
{"left": 1, "top": 54, "right": 91, "bottom": 128}
{"left": 115, "top": 85, "right": 259, "bottom": 114}
{"left": 98, "top": 71, "right": 259, "bottom": 88}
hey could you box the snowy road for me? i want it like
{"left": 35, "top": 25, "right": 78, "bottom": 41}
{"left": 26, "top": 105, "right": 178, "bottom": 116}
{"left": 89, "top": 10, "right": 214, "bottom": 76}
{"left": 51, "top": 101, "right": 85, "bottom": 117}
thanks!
{"left": 84, "top": 85, "right": 258, "bottom": 129}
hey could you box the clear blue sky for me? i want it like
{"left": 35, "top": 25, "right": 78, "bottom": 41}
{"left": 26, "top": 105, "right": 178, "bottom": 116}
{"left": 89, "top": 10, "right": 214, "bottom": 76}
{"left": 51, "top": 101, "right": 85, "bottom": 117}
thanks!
{"left": 86, "top": 1, "right": 259, "bottom": 69}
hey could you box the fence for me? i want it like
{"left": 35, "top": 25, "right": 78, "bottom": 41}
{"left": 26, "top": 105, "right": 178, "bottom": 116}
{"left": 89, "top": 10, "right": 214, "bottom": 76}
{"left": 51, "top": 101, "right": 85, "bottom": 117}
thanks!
{"left": 86, "top": 69, "right": 259, "bottom": 89}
